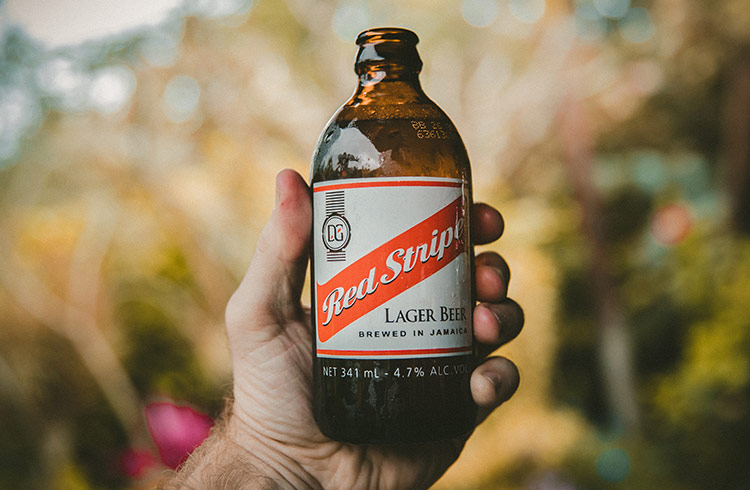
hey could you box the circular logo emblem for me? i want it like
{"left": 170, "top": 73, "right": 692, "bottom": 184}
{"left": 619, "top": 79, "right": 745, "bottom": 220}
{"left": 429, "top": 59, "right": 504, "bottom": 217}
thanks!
{"left": 322, "top": 214, "right": 351, "bottom": 252}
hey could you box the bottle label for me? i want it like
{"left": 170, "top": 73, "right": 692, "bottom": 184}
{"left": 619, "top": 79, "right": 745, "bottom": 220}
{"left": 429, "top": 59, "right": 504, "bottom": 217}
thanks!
{"left": 313, "top": 177, "right": 473, "bottom": 359}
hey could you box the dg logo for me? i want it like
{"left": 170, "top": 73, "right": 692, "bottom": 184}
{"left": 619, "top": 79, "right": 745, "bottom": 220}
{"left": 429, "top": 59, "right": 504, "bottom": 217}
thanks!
{"left": 322, "top": 214, "right": 351, "bottom": 252}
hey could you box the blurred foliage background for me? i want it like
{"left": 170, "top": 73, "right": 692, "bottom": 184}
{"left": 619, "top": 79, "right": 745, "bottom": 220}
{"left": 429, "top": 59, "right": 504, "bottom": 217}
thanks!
{"left": 1, "top": 0, "right": 749, "bottom": 488}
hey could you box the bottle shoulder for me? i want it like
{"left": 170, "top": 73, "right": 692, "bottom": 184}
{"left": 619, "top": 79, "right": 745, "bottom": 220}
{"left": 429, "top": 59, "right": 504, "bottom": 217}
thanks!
{"left": 311, "top": 102, "right": 470, "bottom": 184}
{"left": 335, "top": 101, "right": 446, "bottom": 122}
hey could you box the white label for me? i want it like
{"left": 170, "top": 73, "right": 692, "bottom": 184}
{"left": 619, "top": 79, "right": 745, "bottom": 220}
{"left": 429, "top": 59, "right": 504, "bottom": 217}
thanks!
{"left": 313, "top": 177, "right": 473, "bottom": 359}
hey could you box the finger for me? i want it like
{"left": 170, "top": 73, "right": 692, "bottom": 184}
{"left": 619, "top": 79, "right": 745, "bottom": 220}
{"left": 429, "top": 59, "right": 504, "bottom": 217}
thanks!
{"left": 225, "top": 169, "right": 311, "bottom": 337}
{"left": 474, "top": 298, "right": 524, "bottom": 358}
{"left": 471, "top": 356, "right": 520, "bottom": 425}
{"left": 475, "top": 252, "right": 510, "bottom": 303}
{"left": 472, "top": 203, "right": 504, "bottom": 245}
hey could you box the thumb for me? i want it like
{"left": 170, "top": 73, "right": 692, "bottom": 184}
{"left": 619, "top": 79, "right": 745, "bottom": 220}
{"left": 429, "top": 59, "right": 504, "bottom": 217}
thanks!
{"left": 225, "top": 169, "right": 311, "bottom": 338}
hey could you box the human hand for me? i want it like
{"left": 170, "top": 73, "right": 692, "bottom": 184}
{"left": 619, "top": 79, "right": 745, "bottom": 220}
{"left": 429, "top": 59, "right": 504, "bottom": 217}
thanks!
{"left": 166, "top": 169, "right": 523, "bottom": 489}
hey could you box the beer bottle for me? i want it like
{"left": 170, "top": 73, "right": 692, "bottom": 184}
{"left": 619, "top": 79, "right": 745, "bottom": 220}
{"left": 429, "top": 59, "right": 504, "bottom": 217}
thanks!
{"left": 311, "top": 27, "right": 476, "bottom": 444}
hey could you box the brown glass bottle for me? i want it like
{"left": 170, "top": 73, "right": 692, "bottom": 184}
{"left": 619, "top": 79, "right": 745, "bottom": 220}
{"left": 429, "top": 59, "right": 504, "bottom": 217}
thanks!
{"left": 310, "top": 28, "right": 476, "bottom": 444}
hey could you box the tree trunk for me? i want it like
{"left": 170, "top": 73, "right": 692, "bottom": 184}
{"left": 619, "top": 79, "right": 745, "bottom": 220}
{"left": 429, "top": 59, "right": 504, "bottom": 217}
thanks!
{"left": 723, "top": 51, "right": 750, "bottom": 235}
{"left": 559, "top": 98, "right": 641, "bottom": 432}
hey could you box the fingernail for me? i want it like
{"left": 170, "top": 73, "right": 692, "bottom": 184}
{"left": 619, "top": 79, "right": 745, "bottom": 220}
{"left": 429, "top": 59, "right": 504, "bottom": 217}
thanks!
{"left": 488, "top": 306, "right": 504, "bottom": 333}
{"left": 491, "top": 266, "right": 508, "bottom": 286}
{"left": 483, "top": 372, "right": 502, "bottom": 396}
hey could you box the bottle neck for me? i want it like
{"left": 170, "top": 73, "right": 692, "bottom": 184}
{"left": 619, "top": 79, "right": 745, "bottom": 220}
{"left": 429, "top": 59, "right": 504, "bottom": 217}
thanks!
{"left": 352, "top": 68, "right": 427, "bottom": 104}
{"left": 351, "top": 28, "right": 427, "bottom": 105}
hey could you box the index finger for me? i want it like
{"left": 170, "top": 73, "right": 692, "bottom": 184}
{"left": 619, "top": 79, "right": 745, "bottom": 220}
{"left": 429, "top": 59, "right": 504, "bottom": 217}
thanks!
{"left": 472, "top": 203, "right": 504, "bottom": 245}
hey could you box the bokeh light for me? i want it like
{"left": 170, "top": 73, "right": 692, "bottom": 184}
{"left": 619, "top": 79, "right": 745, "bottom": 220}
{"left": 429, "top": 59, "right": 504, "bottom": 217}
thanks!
{"left": 618, "top": 7, "right": 655, "bottom": 44}
{"left": 36, "top": 57, "right": 89, "bottom": 109}
{"left": 139, "top": 28, "right": 183, "bottom": 67}
{"left": 89, "top": 66, "right": 137, "bottom": 115}
{"left": 509, "top": 0, "right": 546, "bottom": 24}
{"left": 332, "top": 2, "right": 370, "bottom": 42}
{"left": 574, "top": 3, "right": 607, "bottom": 41}
{"left": 595, "top": 448, "right": 631, "bottom": 483}
{"left": 193, "top": 0, "right": 255, "bottom": 18}
{"left": 632, "top": 150, "right": 668, "bottom": 193}
{"left": 0, "top": 86, "right": 42, "bottom": 162}
{"left": 461, "top": 0, "right": 500, "bottom": 28}
{"left": 162, "top": 74, "right": 201, "bottom": 123}
{"left": 593, "top": 0, "right": 630, "bottom": 19}
{"left": 651, "top": 203, "right": 693, "bottom": 246}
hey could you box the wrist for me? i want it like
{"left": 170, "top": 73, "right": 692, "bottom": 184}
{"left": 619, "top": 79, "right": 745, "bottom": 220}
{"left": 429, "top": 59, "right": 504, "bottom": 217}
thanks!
{"left": 224, "top": 414, "right": 323, "bottom": 489}
{"left": 160, "top": 415, "right": 303, "bottom": 489}
{"left": 227, "top": 415, "right": 386, "bottom": 490}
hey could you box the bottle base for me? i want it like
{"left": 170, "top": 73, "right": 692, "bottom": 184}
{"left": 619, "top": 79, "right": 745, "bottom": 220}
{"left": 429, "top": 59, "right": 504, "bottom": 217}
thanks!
{"left": 316, "top": 415, "right": 475, "bottom": 445}
{"left": 313, "top": 355, "right": 477, "bottom": 445}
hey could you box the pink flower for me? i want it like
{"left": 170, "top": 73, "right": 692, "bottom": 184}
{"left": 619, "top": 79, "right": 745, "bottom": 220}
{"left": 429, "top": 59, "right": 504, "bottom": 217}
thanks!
{"left": 145, "top": 401, "right": 213, "bottom": 469}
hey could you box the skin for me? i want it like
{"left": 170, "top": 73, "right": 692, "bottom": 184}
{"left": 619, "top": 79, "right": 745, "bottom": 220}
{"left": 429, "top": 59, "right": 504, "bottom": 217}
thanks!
{"left": 164, "top": 169, "right": 524, "bottom": 489}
